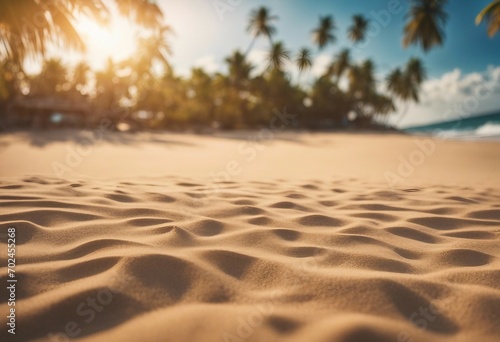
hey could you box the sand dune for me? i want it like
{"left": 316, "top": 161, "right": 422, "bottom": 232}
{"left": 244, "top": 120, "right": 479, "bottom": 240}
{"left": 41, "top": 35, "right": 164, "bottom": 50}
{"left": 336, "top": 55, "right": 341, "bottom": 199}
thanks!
{"left": 0, "top": 172, "right": 499, "bottom": 341}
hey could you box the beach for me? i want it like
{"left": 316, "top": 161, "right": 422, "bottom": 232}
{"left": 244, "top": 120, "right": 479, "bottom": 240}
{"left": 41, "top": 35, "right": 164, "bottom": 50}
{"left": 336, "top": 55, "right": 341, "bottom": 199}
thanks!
{"left": 0, "top": 130, "right": 499, "bottom": 342}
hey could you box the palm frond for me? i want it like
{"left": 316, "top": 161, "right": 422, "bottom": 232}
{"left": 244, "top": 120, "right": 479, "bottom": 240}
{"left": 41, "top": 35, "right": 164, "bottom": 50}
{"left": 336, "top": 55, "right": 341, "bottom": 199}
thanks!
{"left": 402, "top": 0, "right": 448, "bottom": 52}
{"left": 476, "top": 0, "right": 500, "bottom": 37}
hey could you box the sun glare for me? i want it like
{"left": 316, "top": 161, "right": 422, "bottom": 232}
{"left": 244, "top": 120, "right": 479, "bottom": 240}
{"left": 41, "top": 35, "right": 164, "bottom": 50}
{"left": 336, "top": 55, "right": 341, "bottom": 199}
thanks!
{"left": 75, "top": 15, "right": 137, "bottom": 69}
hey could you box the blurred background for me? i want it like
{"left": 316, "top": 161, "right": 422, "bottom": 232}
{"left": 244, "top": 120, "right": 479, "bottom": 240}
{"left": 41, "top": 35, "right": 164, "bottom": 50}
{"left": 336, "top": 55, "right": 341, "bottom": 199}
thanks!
{"left": 0, "top": 0, "right": 499, "bottom": 137}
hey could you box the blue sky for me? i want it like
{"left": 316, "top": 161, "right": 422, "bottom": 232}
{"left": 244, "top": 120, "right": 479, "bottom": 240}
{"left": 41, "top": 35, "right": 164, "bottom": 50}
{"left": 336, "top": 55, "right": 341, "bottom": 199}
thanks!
{"left": 163, "top": 0, "right": 498, "bottom": 76}
{"left": 156, "top": 0, "right": 500, "bottom": 127}
{"left": 47, "top": 0, "right": 500, "bottom": 127}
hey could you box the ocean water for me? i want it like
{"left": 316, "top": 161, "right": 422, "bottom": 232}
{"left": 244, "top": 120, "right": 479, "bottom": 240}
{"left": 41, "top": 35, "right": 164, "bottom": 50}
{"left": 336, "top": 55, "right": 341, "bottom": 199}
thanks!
{"left": 404, "top": 111, "right": 500, "bottom": 141}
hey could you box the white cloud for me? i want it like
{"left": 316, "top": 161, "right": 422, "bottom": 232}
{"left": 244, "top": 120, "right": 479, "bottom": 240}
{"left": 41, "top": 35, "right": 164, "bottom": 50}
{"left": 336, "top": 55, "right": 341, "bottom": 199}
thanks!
{"left": 489, "top": 65, "right": 500, "bottom": 82}
{"left": 395, "top": 66, "right": 500, "bottom": 128}
{"left": 311, "top": 54, "right": 332, "bottom": 78}
{"left": 193, "top": 55, "right": 219, "bottom": 74}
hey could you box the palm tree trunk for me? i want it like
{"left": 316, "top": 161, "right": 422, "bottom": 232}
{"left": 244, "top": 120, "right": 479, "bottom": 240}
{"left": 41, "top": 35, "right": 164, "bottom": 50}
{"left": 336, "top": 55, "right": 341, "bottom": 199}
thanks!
{"left": 384, "top": 111, "right": 392, "bottom": 126}
{"left": 244, "top": 35, "right": 258, "bottom": 58}
{"left": 384, "top": 113, "right": 391, "bottom": 126}
{"left": 297, "top": 71, "right": 303, "bottom": 86}
{"left": 395, "top": 102, "right": 410, "bottom": 126}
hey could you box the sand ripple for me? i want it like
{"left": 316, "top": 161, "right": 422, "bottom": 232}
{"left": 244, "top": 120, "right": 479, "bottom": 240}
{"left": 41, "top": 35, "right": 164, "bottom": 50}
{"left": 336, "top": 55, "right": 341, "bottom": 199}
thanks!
{"left": 0, "top": 176, "right": 499, "bottom": 341}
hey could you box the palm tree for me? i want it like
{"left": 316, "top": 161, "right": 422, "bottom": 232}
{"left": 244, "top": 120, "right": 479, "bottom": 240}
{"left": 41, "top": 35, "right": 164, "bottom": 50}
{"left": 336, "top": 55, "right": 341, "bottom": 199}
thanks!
{"left": 360, "top": 60, "right": 376, "bottom": 90}
{"left": 386, "top": 69, "right": 417, "bottom": 124}
{"left": 0, "top": 69, "right": 9, "bottom": 101}
{"left": 406, "top": 57, "right": 426, "bottom": 85}
{"left": 0, "top": 1, "right": 93, "bottom": 66}
{"left": 0, "top": 59, "right": 25, "bottom": 102}
{"left": 114, "top": 0, "right": 164, "bottom": 29}
{"left": 267, "top": 42, "right": 291, "bottom": 72}
{"left": 386, "top": 58, "right": 426, "bottom": 124}
{"left": 386, "top": 69, "right": 405, "bottom": 96}
{"left": 344, "top": 59, "right": 379, "bottom": 121}
{"left": 125, "top": 24, "right": 173, "bottom": 96}
{"left": 312, "top": 16, "right": 336, "bottom": 50}
{"left": 184, "top": 68, "right": 216, "bottom": 124}
{"left": 295, "top": 48, "right": 312, "bottom": 83}
{"left": 225, "top": 50, "right": 254, "bottom": 87}
{"left": 0, "top": 0, "right": 164, "bottom": 66}
{"left": 29, "top": 59, "right": 69, "bottom": 96}
{"left": 329, "top": 48, "right": 351, "bottom": 81}
{"left": 476, "top": 0, "right": 500, "bottom": 37}
{"left": 348, "top": 15, "right": 369, "bottom": 43}
{"left": 72, "top": 62, "right": 91, "bottom": 94}
{"left": 351, "top": 60, "right": 375, "bottom": 100}
{"left": 348, "top": 60, "right": 376, "bottom": 95}
{"left": 95, "top": 58, "right": 130, "bottom": 115}
{"left": 370, "top": 94, "right": 396, "bottom": 121}
{"left": 245, "top": 7, "right": 278, "bottom": 57}
{"left": 403, "top": 0, "right": 448, "bottom": 52}
{"left": 137, "top": 25, "right": 174, "bottom": 69}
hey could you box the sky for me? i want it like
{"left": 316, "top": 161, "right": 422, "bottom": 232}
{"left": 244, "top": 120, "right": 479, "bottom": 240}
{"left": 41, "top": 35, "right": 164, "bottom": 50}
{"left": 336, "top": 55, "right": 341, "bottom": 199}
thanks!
{"left": 40, "top": 0, "right": 500, "bottom": 128}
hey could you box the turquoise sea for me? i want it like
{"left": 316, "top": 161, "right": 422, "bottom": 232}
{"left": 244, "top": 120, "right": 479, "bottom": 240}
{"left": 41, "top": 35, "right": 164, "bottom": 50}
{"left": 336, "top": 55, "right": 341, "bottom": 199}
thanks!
{"left": 404, "top": 111, "right": 500, "bottom": 140}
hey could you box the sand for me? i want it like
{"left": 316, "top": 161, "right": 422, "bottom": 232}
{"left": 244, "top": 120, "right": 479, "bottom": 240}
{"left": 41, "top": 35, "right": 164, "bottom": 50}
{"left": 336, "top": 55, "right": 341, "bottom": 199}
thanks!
{"left": 0, "top": 130, "right": 499, "bottom": 342}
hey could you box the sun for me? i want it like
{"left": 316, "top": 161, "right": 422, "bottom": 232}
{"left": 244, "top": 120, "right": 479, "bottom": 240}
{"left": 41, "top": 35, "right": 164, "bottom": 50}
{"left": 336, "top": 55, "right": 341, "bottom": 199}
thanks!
{"left": 75, "top": 15, "right": 137, "bottom": 68}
